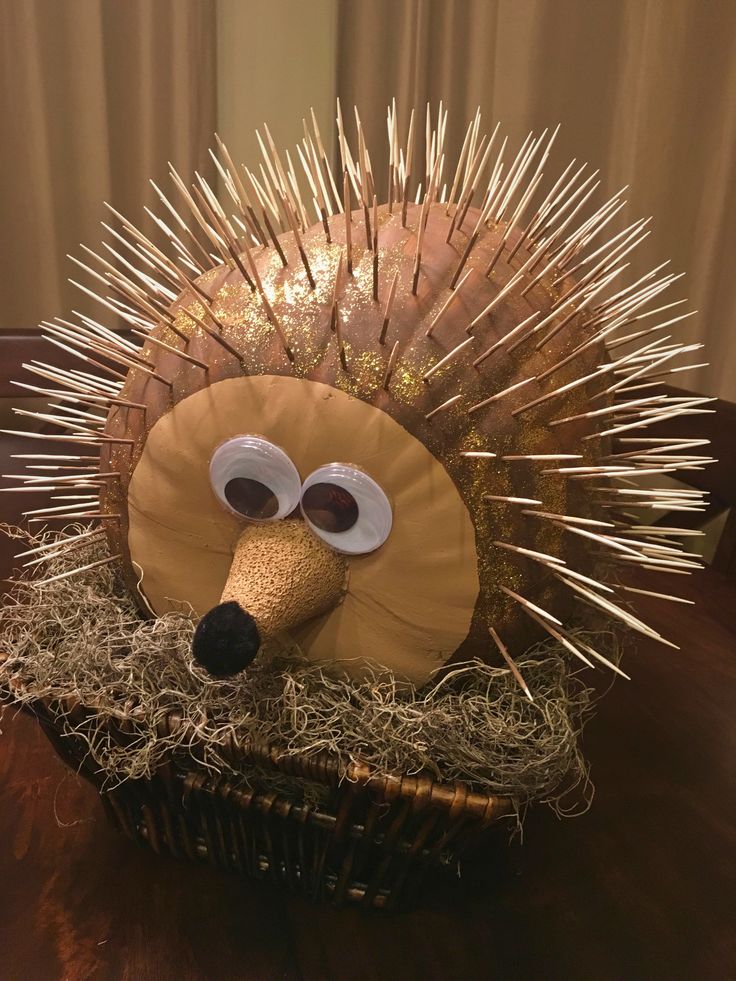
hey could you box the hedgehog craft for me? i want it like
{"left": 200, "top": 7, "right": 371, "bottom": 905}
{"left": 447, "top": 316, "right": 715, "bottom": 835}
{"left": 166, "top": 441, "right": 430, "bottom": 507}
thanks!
{"left": 5, "top": 104, "right": 711, "bottom": 700}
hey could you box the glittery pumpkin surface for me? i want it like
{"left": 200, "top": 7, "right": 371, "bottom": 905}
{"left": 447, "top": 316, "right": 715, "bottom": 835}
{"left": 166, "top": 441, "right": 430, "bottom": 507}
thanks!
{"left": 100, "top": 202, "right": 612, "bottom": 669}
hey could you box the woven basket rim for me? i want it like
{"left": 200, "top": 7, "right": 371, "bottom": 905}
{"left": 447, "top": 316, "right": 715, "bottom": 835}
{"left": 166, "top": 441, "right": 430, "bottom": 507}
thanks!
{"left": 0, "top": 660, "right": 514, "bottom": 822}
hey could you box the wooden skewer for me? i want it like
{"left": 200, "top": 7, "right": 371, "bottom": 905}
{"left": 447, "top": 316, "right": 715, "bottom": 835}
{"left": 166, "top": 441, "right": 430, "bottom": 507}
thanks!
{"left": 335, "top": 98, "right": 358, "bottom": 199}
{"left": 48, "top": 317, "right": 153, "bottom": 369}
{"left": 22, "top": 362, "right": 109, "bottom": 397}
{"left": 423, "top": 337, "right": 475, "bottom": 381}
{"left": 372, "top": 195, "right": 379, "bottom": 301}
{"left": 343, "top": 171, "right": 353, "bottom": 275}
{"left": 356, "top": 117, "right": 373, "bottom": 248}
{"left": 426, "top": 268, "right": 473, "bottom": 338}
{"left": 529, "top": 167, "right": 600, "bottom": 254}
{"left": 492, "top": 128, "right": 548, "bottom": 223}
{"left": 574, "top": 637, "right": 631, "bottom": 679}
{"left": 511, "top": 337, "right": 661, "bottom": 417}
{"left": 613, "top": 552, "right": 702, "bottom": 572}
{"left": 616, "top": 585, "right": 694, "bottom": 605}
{"left": 131, "top": 330, "right": 208, "bottom": 370}
{"left": 181, "top": 304, "right": 245, "bottom": 364}
{"left": 484, "top": 495, "right": 542, "bottom": 506}
{"left": 425, "top": 394, "right": 463, "bottom": 421}
{"left": 381, "top": 341, "right": 400, "bottom": 391}
{"left": 1, "top": 430, "right": 126, "bottom": 447}
{"left": 493, "top": 540, "right": 566, "bottom": 566}
{"left": 551, "top": 521, "right": 643, "bottom": 557}
{"left": 27, "top": 512, "right": 119, "bottom": 523}
{"left": 521, "top": 509, "right": 614, "bottom": 528}
{"left": 12, "top": 453, "right": 99, "bottom": 462}
{"left": 508, "top": 157, "right": 578, "bottom": 260}
{"left": 517, "top": 606, "right": 597, "bottom": 670}
{"left": 213, "top": 136, "right": 266, "bottom": 244}
{"left": 24, "top": 499, "right": 101, "bottom": 517}
{"left": 445, "top": 114, "right": 476, "bottom": 215}
{"left": 551, "top": 190, "right": 627, "bottom": 270}
{"left": 466, "top": 242, "right": 547, "bottom": 332}
{"left": 401, "top": 109, "right": 415, "bottom": 228}
{"left": 6, "top": 471, "right": 118, "bottom": 486}
{"left": 281, "top": 195, "right": 315, "bottom": 289}
{"left": 616, "top": 524, "right": 705, "bottom": 537}
{"left": 379, "top": 270, "right": 400, "bottom": 345}
{"left": 525, "top": 176, "right": 602, "bottom": 281}
{"left": 50, "top": 494, "right": 100, "bottom": 504}
{"left": 485, "top": 170, "right": 543, "bottom": 277}
{"left": 547, "top": 565, "right": 615, "bottom": 594}
{"left": 299, "top": 138, "right": 331, "bottom": 242}
{"left": 499, "top": 585, "right": 563, "bottom": 626}
{"left": 489, "top": 626, "right": 532, "bottom": 701}
{"left": 411, "top": 152, "right": 442, "bottom": 295}
{"left": 451, "top": 133, "right": 495, "bottom": 237}
{"left": 325, "top": 252, "right": 347, "bottom": 370}
{"left": 236, "top": 240, "right": 294, "bottom": 363}
{"left": 468, "top": 376, "right": 535, "bottom": 415}
{"left": 43, "top": 332, "right": 128, "bottom": 383}
{"left": 330, "top": 254, "right": 343, "bottom": 334}
{"left": 558, "top": 574, "right": 679, "bottom": 648}
{"left": 550, "top": 394, "right": 665, "bottom": 427}
{"left": 15, "top": 528, "right": 107, "bottom": 559}
{"left": 502, "top": 453, "right": 582, "bottom": 461}
{"left": 473, "top": 312, "right": 541, "bottom": 364}
{"left": 258, "top": 197, "right": 289, "bottom": 265}
{"left": 310, "top": 107, "right": 341, "bottom": 213}
{"left": 246, "top": 158, "right": 281, "bottom": 227}
{"left": 1, "top": 486, "right": 97, "bottom": 495}
{"left": 149, "top": 179, "right": 210, "bottom": 266}
{"left": 33, "top": 552, "right": 123, "bottom": 587}
{"left": 13, "top": 379, "right": 145, "bottom": 413}
{"left": 450, "top": 191, "right": 496, "bottom": 288}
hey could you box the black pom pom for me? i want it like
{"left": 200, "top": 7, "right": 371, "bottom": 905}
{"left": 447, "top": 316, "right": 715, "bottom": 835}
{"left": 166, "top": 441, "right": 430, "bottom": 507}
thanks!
{"left": 191, "top": 601, "right": 260, "bottom": 676}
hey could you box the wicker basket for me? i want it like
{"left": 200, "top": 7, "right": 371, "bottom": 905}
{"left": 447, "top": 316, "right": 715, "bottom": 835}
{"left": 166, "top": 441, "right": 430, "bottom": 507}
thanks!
{"left": 6, "top": 686, "right": 513, "bottom": 910}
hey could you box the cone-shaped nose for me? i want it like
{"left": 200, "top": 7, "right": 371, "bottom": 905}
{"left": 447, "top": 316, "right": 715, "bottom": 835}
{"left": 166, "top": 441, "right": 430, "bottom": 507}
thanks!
{"left": 192, "top": 520, "right": 348, "bottom": 676}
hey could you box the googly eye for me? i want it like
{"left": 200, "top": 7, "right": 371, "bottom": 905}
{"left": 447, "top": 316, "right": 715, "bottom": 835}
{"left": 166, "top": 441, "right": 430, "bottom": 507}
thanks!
{"left": 300, "top": 463, "right": 392, "bottom": 555}
{"left": 209, "top": 436, "right": 301, "bottom": 522}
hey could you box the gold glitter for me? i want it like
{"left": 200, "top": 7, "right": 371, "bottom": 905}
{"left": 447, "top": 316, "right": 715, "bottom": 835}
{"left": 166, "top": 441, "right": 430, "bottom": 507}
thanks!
{"left": 114, "top": 200, "right": 616, "bottom": 639}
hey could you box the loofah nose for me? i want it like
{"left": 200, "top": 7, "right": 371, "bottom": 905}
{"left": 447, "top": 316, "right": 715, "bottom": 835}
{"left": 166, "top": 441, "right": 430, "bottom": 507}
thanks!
{"left": 192, "top": 601, "right": 260, "bottom": 676}
{"left": 218, "top": 520, "right": 348, "bottom": 641}
{"left": 192, "top": 521, "right": 347, "bottom": 677}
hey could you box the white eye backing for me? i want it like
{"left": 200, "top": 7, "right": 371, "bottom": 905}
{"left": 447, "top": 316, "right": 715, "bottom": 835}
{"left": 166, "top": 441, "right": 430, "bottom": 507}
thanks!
{"left": 210, "top": 436, "right": 301, "bottom": 522}
{"left": 300, "top": 463, "right": 392, "bottom": 555}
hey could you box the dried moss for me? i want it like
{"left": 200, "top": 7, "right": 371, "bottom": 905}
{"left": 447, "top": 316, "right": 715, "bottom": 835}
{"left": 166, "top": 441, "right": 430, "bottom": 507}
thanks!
{"left": 0, "top": 527, "right": 608, "bottom": 815}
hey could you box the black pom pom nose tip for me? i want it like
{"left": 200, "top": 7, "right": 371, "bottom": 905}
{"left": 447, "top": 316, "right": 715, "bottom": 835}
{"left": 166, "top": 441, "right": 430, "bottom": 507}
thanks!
{"left": 192, "top": 601, "right": 261, "bottom": 677}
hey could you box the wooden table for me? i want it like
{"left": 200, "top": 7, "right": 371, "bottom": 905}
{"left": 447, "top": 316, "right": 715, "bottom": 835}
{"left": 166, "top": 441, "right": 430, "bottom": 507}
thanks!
{"left": 0, "top": 476, "right": 734, "bottom": 980}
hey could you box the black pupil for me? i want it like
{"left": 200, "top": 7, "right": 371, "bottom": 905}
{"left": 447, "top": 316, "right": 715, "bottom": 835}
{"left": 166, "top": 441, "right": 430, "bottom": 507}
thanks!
{"left": 224, "top": 477, "right": 278, "bottom": 519}
{"left": 302, "top": 482, "right": 358, "bottom": 533}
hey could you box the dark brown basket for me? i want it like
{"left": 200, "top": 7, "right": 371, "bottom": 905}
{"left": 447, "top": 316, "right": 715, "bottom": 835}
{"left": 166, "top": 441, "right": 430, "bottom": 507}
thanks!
{"left": 5, "top": 685, "right": 513, "bottom": 910}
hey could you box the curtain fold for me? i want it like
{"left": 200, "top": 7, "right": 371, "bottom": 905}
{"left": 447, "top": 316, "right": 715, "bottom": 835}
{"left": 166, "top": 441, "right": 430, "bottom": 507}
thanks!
{"left": 0, "top": 0, "right": 216, "bottom": 330}
{"left": 336, "top": 0, "right": 736, "bottom": 401}
{"left": 1, "top": 0, "right": 734, "bottom": 400}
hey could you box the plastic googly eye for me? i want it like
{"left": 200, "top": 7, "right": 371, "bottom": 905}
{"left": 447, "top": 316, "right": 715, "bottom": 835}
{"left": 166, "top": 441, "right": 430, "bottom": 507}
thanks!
{"left": 209, "top": 436, "right": 301, "bottom": 522}
{"left": 300, "top": 463, "right": 392, "bottom": 554}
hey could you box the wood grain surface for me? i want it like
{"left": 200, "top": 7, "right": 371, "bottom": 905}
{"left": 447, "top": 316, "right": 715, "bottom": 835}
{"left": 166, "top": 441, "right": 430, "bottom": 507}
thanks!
{"left": 0, "top": 437, "right": 734, "bottom": 980}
